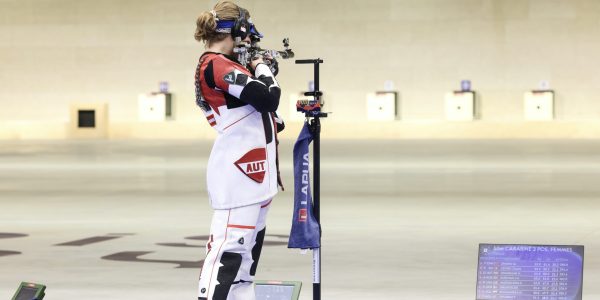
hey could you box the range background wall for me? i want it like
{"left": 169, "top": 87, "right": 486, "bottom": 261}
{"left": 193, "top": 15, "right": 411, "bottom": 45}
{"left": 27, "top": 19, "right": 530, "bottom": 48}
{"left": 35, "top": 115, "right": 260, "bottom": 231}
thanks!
{"left": 2, "top": 0, "right": 600, "bottom": 139}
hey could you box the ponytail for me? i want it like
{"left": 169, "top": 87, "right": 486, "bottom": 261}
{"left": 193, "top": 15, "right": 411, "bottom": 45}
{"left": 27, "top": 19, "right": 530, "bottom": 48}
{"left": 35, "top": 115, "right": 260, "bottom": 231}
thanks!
{"left": 194, "top": 10, "right": 219, "bottom": 42}
{"left": 194, "top": 1, "right": 242, "bottom": 45}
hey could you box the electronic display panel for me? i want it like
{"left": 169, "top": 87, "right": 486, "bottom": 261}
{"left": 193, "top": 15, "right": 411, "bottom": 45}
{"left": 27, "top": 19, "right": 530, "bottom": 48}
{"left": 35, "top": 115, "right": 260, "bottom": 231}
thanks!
{"left": 15, "top": 287, "right": 38, "bottom": 300}
{"left": 255, "top": 281, "right": 301, "bottom": 300}
{"left": 12, "top": 282, "right": 45, "bottom": 300}
{"left": 476, "top": 244, "right": 584, "bottom": 300}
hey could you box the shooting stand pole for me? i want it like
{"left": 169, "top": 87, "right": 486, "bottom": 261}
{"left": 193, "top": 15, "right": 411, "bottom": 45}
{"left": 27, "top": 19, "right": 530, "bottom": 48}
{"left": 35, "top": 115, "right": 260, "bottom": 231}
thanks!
{"left": 295, "top": 58, "right": 327, "bottom": 300}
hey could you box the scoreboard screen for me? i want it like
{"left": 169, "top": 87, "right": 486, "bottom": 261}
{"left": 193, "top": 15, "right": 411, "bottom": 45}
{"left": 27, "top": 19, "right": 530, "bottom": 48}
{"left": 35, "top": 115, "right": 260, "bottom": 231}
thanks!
{"left": 476, "top": 244, "right": 584, "bottom": 300}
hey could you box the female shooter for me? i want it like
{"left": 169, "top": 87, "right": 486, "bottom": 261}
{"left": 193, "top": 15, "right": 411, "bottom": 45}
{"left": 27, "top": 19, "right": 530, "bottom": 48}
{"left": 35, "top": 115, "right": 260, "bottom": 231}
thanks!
{"left": 193, "top": 1, "right": 284, "bottom": 299}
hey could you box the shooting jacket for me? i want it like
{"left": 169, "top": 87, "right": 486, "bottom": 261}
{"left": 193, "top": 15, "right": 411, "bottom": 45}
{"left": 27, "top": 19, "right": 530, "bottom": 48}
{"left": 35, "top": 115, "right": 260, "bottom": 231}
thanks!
{"left": 195, "top": 52, "right": 284, "bottom": 209}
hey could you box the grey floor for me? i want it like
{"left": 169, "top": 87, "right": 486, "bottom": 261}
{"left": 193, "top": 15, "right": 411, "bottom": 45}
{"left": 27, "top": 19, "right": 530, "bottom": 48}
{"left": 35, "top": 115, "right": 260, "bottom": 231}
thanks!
{"left": 2, "top": 139, "right": 600, "bottom": 299}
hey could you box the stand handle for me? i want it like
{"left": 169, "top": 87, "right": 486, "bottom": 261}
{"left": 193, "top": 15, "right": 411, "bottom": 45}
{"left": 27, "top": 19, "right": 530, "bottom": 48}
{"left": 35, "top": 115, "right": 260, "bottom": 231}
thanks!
{"left": 296, "top": 59, "right": 324, "bottom": 64}
{"left": 304, "top": 91, "right": 323, "bottom": 97}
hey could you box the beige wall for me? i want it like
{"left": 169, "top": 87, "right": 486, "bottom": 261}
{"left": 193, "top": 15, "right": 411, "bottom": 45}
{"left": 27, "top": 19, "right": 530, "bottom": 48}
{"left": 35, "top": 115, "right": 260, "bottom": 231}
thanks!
{"left": 2, "top": 0, "right": 600, "bottom": 139}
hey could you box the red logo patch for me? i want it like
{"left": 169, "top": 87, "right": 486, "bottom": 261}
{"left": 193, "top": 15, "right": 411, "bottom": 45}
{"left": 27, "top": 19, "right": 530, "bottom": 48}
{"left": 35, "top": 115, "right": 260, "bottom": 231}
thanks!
{"left": 299, "top": 209, "right": 308, "bottom": 222}
{"left": 234, "top": 148, "right": 267, "bottom": 183}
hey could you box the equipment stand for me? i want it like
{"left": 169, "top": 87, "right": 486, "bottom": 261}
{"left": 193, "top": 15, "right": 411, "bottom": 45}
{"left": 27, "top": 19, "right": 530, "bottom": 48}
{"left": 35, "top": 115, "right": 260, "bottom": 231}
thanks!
{"left": 295, "top": 58, "right": 327, "bottom": 300}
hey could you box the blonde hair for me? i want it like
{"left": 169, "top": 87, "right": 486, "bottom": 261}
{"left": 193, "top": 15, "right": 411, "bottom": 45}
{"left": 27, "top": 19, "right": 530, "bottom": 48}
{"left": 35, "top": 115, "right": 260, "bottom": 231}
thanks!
{"left": 195, "top": 1, "right": 250, "bottom": 45}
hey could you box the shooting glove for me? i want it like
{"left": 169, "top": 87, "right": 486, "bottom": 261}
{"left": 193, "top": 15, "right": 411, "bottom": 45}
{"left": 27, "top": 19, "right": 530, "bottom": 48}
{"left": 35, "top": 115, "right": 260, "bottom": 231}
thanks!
{"left": 268, "top": 58, "right": 279, "bottom": 76}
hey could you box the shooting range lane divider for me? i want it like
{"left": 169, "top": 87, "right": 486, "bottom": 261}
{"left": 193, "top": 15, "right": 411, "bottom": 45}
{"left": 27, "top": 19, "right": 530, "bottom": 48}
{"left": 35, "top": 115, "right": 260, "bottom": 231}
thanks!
{"left": 0, "top": 233, "right": 28, "bottom": 257}
{"left": 0, "top": 250, "right": 22, "bottom": 257}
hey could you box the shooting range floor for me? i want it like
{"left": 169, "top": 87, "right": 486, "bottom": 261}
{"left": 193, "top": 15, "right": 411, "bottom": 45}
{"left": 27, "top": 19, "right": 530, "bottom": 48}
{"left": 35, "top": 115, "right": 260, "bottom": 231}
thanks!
{"left": 2, "top": 139, "right": 600, "bottom": 300}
